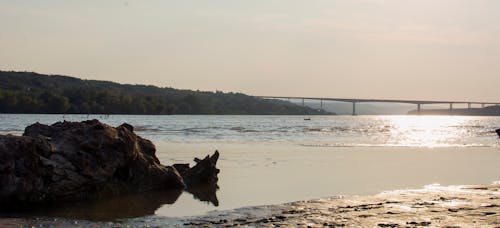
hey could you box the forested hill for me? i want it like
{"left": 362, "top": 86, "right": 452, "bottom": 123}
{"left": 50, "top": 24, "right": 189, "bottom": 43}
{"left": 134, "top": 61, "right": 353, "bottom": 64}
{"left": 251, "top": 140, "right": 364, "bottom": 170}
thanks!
{"left": 0, "top": 71, "right": 334, "bottom": 115}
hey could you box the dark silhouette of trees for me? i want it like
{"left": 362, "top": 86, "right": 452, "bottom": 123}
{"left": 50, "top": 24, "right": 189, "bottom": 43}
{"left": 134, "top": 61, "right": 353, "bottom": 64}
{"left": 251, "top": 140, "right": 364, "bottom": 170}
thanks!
{"left": 0, "top": 71, "right": 334, "bottom": 115}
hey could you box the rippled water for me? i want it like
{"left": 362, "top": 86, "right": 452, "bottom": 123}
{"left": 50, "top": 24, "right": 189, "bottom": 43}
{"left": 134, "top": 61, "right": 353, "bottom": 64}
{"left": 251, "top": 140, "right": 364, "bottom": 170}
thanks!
{"left": 1, "top": 114, "right": 499, "bottom": 148}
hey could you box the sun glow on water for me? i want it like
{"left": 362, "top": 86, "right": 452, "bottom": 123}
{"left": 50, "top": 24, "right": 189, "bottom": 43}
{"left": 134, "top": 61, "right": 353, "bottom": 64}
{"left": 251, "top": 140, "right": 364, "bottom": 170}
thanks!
{"left": 0, "top": 114, "right": 498, "bottom": 148}
{"left": 383, "top": 116, "right": 476, "bottom": 148}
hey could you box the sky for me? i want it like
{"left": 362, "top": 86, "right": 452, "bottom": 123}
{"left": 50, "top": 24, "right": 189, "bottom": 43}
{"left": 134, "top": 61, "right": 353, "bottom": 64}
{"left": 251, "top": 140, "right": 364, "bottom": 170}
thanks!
{"left": 1, "top": 0, "right": 500, "bottom": 102}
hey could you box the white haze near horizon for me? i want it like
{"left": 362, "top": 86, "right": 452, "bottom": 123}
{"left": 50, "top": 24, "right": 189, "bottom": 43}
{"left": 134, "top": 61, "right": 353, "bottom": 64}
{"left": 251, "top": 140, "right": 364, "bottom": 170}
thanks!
{"left": 1, "top": 0, "right": 500, "bottom": 102}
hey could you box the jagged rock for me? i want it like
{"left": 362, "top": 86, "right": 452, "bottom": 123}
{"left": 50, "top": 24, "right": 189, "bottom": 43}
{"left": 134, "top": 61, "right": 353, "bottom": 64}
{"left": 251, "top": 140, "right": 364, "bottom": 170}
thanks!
{"left": 173, "top": 151, "right": 220, "bottom": 206}
{"left": 0, "top": 120, "right": 219, "bottom": 207}
{"left": 174, "top": 151, "right": 220, "bottom": 187}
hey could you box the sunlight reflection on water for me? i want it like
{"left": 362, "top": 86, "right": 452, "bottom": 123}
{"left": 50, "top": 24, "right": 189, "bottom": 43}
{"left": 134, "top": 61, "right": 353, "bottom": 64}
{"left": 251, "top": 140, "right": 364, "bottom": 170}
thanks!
{"left": 0, "top": 114, "right": 498, "bottom": 148}
{"left": 384, "top": 116, "right": 476, "bottom": 148}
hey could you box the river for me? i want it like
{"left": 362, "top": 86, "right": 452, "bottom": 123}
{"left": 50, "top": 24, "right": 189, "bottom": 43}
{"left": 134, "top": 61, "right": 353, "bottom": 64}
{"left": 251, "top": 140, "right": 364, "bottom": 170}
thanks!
{"left": 1, "top": 114, "right": 499, "bottom": 221}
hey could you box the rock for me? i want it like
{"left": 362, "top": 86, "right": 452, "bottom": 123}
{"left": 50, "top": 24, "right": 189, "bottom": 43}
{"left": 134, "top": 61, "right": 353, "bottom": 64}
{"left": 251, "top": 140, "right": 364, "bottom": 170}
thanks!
{"left": 173, "top": 151, "right": 220, "bottom": 206}
{"left": 496, "top": 129, "right": 500, "bottom": 137}
{"left": 174, "top": 151, "right": 220, "bottom": 187}
{"left": 0, "top": 120, "right": 220, "bottom": 207}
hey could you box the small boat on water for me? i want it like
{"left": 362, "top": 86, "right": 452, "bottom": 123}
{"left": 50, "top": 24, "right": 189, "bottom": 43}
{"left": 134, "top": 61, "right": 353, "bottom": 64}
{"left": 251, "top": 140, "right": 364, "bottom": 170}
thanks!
{"left": 304, "top": 118, "right": 311, "bottom": 121}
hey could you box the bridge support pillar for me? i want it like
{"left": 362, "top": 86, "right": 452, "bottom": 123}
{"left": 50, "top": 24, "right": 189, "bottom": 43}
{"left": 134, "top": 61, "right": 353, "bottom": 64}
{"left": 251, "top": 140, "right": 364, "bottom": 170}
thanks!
{"left": 449, "top": 103, "right": 453, "bottom": 115}
{"left": 320, "top": 99, "right": 323, "bottom": 111}
{"left": 352, "top": 102, "right": 357, "bottom": 116}
{"left": 482, "top": 103, "right": 485, "bottom": 108}
{"left": 468, "top": 103, "right": 471, "bottom": 109}
{"left": 417, "top": 104, "right": 421, "bottom": 115}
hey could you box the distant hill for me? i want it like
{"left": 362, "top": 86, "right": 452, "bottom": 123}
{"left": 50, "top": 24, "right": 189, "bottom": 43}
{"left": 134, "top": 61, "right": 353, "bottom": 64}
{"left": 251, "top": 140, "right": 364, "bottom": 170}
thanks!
{"left": 0, "top": 71, "right": 334, "bottom": 115}
{"left": 407, "top": 106, "right": 500, "bottom": 116}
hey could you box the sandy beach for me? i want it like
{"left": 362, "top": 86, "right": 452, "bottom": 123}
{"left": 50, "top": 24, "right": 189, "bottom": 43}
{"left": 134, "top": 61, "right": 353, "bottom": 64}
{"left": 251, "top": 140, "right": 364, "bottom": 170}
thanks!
{"left": 2, "top": 183, "right": 500, "bottom": 227}
{"left": 182, "top": 183, "right": 500, "bottom": 227}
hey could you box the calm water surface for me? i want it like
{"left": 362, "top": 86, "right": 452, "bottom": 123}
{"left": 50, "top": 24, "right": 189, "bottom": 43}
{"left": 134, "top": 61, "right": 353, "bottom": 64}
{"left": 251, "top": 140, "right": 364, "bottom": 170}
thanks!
{"left": 1, "top": 114, "right": 499, "bottom": 220}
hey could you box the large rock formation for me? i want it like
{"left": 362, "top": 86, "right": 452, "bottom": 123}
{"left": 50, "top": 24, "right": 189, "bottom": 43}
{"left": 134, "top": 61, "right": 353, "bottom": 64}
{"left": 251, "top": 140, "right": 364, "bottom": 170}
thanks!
{"left": 0, "top": 120, "right": 219, "bottom": 208}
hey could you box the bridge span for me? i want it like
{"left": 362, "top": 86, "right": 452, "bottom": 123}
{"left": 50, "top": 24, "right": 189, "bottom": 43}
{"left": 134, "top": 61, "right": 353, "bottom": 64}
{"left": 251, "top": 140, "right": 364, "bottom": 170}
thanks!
{"left": 258, "top": 96, "right": 500, "bottom": 115}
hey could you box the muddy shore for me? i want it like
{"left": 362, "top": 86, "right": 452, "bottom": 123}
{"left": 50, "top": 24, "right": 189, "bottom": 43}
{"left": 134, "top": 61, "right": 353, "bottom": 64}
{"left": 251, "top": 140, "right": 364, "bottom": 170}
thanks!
{"left": 2, "top": 183, "right": 499, "bottom": 227}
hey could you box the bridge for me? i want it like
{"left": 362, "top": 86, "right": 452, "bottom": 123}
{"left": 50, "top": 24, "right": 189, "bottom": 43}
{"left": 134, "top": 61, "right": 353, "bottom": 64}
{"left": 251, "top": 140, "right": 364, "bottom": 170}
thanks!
{"left": 258, "top": 96, "right": 500, "bottom": 115}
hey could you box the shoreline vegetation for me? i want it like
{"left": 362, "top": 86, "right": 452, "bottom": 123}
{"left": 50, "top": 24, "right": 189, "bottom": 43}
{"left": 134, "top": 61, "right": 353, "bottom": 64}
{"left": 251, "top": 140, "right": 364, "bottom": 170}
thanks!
{"left": 0, "top": 71, "right": 333, "bottom": 115}
{"left": 1, "top": 183, "right": 499, "bottom": 227}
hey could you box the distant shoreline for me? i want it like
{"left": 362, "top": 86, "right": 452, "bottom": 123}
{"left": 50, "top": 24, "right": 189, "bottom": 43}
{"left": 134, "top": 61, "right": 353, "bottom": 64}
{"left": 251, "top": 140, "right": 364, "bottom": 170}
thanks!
{"left": 0, "top": 113, "right": 336, "bottom": 116}
{"left": 0, "top": 71, "right": 334, "bottom": 115}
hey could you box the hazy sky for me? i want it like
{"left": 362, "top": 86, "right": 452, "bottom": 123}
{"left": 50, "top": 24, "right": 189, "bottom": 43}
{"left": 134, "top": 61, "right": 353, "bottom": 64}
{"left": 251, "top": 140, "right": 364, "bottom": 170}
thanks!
{"left": 1, "top": 0, "right": 500, "bottom": 101}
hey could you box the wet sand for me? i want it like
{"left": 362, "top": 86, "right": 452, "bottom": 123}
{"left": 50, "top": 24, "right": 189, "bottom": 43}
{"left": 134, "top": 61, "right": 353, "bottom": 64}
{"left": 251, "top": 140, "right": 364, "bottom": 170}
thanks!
{"left": 180, "top": 184, "right": 500, "bottom": 227}
{"left": 182, "top": 183, "right": 500, "bottom": 227}
{"left": 156, "top": 143, "right": 500, "bottom": 217}
{"left": 3, "top": 183, "right": 500, "bottom": 227}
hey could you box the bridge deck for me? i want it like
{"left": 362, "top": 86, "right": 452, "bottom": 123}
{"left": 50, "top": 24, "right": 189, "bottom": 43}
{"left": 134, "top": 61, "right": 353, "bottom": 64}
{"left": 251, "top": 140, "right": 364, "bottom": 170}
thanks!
{"left": 258, "top": 96, "right": 499, "bottom": 105}
{"left": 258, "top": 96, "right": 499, "bottom": 115}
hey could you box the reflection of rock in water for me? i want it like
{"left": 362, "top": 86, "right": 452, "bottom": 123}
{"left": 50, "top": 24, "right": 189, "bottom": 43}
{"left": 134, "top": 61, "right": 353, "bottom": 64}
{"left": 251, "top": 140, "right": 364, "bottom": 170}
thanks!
{"left": 14, "top": 189, "right": 182, "bottom": 221}
{"left": 14, "top": 184, "right": 220, "bottom": 221}
{"left": 187, "top": 184, "right": 220, "bottom": 206}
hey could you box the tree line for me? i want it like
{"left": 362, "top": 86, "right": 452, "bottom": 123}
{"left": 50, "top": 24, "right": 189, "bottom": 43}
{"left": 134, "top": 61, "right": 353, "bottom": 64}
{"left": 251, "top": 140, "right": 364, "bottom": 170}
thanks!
{"left": 0, "top": 71, "right": 334, "bottom": 115}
